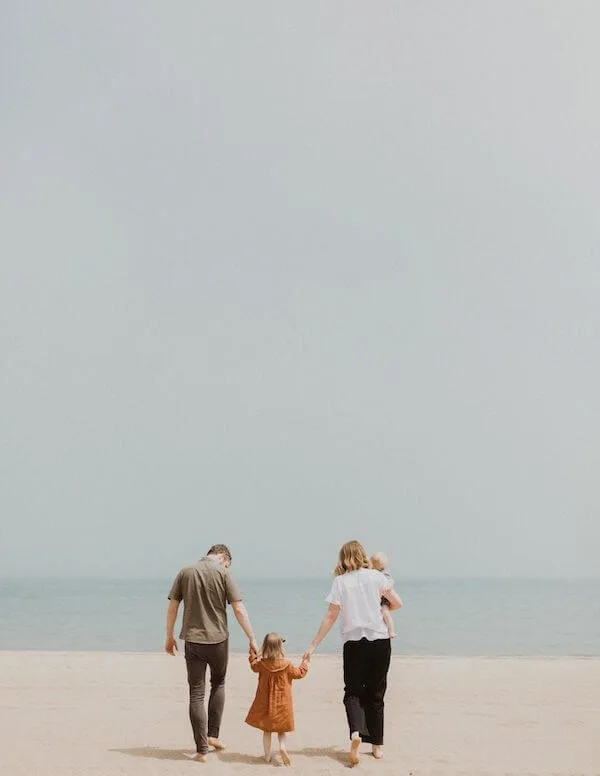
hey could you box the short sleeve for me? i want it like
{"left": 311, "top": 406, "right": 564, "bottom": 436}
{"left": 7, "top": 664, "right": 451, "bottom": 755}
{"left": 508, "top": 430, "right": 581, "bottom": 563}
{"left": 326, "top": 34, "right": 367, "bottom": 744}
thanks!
{"left": 168, "top": 570, "right": 183, "bottom": 601}
{"left": 326, "top": 577, "right": 341, "bottom": 606}
{"left": 378, "top": 570, "right": 391, "bottom": 594}
{"left": 225, "top": 571, "right": 242, "bottom": 603}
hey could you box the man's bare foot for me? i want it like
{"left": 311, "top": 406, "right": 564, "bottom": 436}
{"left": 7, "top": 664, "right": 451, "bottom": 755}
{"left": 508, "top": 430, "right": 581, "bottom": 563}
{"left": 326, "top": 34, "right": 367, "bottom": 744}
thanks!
{"left": 184, "top": 753, "right": 207, "bottom": 762}
{"left": 349, "top": 733, "right": 361, "bottom": 766}
{"left": 208, "top": 737, "right": 226, "bottom": 750}
{"left": 280, "top": 748, "right": 291, "bottom": 766}
{"left": 372, "top": 745, "right": 383, "bottom": 759}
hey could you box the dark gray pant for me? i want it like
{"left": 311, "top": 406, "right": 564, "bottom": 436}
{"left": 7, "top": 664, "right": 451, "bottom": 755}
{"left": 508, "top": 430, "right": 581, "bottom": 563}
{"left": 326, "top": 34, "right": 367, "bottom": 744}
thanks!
{"left": 184, "top": 640, "right": 229, "bottom": 754}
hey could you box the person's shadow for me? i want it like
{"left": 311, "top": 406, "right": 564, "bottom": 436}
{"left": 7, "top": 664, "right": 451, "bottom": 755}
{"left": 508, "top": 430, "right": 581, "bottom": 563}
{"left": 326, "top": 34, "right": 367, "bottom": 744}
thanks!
{"left": 293, "top": 746, "right": 351, "bottom": 766}
{"left": 110, "top": 747, "right": 191, "bottom": 761}
{"left": 112, "top": 745, "right": 350, "bottom": 767}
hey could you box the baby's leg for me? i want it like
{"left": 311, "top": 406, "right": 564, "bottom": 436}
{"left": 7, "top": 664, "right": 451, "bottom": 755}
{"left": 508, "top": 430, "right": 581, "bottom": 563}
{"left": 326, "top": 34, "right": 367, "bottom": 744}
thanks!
{"left": 263, "top": 731, "right": 272, "bottom": 762}
{"left": 278, "top": 733, "right": 291, "bottom": 766}
{"left": 382, "top": 605, "right": 396, "bottom": 638}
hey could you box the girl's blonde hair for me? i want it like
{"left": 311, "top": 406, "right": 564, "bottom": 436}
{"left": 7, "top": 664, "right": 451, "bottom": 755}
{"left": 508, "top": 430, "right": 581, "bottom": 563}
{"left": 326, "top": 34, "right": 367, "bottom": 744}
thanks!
{"left": 261, "top": 632, "right": 286, "bottom": 660}
{"left": 334, "top": 540, "right": 371, "bottom": 576}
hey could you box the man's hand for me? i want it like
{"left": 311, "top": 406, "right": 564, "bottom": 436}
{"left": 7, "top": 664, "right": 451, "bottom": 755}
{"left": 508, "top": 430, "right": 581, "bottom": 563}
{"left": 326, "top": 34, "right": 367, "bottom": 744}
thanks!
{"left": 165, "top": 636, "right": 178, "bottom": 656}
{"left": 249, "top": 638, "right": 259, "bottom": 658}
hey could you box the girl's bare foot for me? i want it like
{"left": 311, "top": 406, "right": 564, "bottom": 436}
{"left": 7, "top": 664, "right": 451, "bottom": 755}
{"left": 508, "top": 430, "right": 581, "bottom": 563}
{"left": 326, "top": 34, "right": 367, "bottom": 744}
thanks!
{"left": 208, "top": 737, "right": 226, "bottom": 750}
{"left": 372, "top": 745, "right": 383, "bottom": 759}
{"left": 263, "top": 731, "right": 272, "bottom": 763}
{"left": 349, "top": 732, "right": 361, "bottom": 766}
{"left": 280, "top": 748, "right": 291, "bottom": 766}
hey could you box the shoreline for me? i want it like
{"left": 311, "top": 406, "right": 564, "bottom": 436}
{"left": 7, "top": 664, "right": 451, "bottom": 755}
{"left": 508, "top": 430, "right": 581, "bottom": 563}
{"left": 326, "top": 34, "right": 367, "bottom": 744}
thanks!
{"left": 2, "top": 649, "right": 600, "bottom": 659}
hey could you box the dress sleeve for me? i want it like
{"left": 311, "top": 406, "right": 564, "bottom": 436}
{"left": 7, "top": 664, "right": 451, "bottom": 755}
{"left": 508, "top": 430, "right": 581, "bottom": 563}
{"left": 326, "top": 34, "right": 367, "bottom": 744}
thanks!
{"left": 287, "top": 662, "right": 308, "bottom": 680}
{"left": 249, "top": 656, "right": 262, "bottom": 673}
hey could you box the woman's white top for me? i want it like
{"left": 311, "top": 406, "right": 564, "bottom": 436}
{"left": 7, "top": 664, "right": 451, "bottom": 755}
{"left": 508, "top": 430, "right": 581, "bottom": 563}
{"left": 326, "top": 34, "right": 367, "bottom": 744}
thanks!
{"left": 326, "top": 568, "right": 389, "bottom": 643}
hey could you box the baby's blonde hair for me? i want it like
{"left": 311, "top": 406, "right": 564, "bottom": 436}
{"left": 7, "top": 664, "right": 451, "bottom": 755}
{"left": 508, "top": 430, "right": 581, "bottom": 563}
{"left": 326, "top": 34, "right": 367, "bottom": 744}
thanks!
{"left": 261, "top": 632, "right": 285, "bottom": 660}
{"left": 370, "top": 551, "right": 388, "bottom": 571}
{"left": 334, "top": 540, "right": 371, "bottom": 576}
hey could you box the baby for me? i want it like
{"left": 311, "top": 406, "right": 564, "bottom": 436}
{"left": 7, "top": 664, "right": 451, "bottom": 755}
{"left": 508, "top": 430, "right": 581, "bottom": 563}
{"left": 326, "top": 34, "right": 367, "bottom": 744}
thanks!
{"left": 371, "top": 551, "right": 396, "bottom": 639}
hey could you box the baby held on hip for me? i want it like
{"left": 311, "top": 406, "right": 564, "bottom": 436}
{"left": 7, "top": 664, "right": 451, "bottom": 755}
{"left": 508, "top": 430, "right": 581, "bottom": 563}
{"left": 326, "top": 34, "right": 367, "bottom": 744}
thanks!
{"left": 370, "top": 552, "right": 396, "bottom": 639}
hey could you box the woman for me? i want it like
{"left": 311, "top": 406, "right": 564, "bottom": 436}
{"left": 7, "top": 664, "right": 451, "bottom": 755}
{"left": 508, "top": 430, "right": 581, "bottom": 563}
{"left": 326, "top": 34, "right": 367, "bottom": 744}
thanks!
{"left": 302, "top": 540, "right": 403, "bottom": 766}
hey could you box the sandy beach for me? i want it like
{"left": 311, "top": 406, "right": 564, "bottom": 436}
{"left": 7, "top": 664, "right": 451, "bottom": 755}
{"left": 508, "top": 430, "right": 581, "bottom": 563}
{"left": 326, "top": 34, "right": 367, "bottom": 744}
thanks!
{"left": 1, "top": 652, "right": 598, "bottom": 776}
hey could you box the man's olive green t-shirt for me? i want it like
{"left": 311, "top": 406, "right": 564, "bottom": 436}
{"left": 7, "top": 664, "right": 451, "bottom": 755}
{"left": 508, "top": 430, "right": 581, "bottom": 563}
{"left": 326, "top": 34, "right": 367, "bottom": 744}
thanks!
{"left": 168, "top": 557, "right": 242, "bottom": 644}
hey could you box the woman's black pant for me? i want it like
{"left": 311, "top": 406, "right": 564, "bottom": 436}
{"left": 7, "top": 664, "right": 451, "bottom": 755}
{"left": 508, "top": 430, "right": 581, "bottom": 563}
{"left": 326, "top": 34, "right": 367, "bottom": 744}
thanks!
{"left": 343, "top": 637, "right": 391, "bottom": 745}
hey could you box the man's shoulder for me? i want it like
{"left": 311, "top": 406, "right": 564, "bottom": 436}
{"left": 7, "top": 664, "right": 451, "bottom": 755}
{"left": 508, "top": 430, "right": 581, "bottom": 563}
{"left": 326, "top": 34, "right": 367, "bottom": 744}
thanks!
{"left": 178, "top": 563, "right": 200, "bottom": 575}
{"left": 185, "top": 558, "right": 230, "bottom": 580}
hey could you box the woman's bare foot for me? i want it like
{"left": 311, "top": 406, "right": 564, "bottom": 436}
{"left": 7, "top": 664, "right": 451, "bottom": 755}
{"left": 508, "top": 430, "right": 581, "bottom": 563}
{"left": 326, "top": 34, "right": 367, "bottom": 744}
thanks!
{"left": 349, "top": 732, "right": 361, "bottom": 766}
{"left": 372, "top": 745, "right": 383, "bottom": 759}
{"left": 208, "top": 737, "right": 226, "bottom": 750}
{"left": 280, "top": 748, "right": 291, "bottom": 766}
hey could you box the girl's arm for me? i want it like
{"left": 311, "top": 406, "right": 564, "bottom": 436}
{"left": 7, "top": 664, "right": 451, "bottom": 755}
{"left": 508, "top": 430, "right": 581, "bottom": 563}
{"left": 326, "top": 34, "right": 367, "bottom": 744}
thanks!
{"left": 249, "top": 653, "right": 262, "bottom": 673}
{"left": 288, "top": 661, "right": 309, "bottom": 680}
{"left": 302, "top": 603, "right": 340, "bottom": 661}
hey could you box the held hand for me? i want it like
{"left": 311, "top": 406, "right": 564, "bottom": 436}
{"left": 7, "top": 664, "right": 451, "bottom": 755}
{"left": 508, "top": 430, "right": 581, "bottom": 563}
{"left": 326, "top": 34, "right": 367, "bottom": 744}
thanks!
{"left": 302, "top": 646, "right": 314, "bottom": 663}
{"left": 249, "top": 638, "right": 259, "bottom": 657}
{"left": 165, "top": 636, "right": 178, "bottom": 656}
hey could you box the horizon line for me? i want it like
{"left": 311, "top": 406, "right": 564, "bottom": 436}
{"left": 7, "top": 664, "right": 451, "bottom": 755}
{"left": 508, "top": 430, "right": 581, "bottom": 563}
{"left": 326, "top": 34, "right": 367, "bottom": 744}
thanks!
{"left": 1, "top": 574, "right": 599, "bottom": 582}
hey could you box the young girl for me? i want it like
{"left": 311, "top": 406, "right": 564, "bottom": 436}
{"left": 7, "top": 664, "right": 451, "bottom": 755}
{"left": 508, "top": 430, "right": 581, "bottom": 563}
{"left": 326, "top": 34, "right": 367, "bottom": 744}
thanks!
{"left": 245, "top": 632, "right": 308, "bottom": 765}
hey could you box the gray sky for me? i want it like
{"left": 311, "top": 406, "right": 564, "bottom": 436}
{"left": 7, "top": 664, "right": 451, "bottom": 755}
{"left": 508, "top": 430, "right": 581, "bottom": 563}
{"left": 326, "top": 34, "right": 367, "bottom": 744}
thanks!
{"left": 2, "top": 2, "right": 599, "bottom": 579}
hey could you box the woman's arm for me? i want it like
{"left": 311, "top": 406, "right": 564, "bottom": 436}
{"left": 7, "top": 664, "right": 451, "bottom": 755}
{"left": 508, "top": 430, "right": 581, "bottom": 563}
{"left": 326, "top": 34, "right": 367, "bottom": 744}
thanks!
{"left": 302, "top": 603, "right": 340, "bottom": 661}
{"left": 382, "top": 587, "right": 403, "bottom": 611}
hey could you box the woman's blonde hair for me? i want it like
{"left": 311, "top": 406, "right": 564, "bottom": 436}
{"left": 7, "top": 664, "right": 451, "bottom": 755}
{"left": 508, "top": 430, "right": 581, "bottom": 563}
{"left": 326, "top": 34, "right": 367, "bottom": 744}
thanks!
{"left": 334, "top": 540, "right": 371, "bottom": 576}
{"left": 261, "top": 632, "right": 286, "bottom": 660}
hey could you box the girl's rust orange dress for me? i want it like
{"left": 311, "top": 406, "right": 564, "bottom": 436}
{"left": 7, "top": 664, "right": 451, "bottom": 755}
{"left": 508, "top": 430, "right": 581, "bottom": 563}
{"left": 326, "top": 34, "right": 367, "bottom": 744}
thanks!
{"left": 245, "top": 656, "right": 308, "bottom": 733}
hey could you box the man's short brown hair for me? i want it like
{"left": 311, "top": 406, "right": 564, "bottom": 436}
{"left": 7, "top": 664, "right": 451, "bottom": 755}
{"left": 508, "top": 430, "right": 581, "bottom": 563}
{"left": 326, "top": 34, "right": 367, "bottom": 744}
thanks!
{"left": 207, "top": 544, "right": 232, "bottom": 562}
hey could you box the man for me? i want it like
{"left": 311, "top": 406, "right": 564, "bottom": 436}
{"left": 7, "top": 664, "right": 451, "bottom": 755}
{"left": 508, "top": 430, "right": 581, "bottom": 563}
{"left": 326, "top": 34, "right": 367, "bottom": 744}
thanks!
{"left": 165, "top": 543, "right": 258, "bottom": 762}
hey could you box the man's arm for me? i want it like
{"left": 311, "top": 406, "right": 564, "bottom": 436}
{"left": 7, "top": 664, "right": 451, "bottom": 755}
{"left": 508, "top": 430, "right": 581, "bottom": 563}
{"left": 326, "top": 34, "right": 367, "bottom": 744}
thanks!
{"left": 230, "top": 600, "right": 258, "bottom": 655}
{"left": 165, "top": 598, "right": 180, "bottom": 655}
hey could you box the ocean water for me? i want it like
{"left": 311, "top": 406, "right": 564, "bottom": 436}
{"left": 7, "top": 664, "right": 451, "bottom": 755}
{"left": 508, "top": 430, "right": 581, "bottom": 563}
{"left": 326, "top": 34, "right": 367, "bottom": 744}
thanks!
{"left": 1, "top": 577, "right": 599, "bottom": 656}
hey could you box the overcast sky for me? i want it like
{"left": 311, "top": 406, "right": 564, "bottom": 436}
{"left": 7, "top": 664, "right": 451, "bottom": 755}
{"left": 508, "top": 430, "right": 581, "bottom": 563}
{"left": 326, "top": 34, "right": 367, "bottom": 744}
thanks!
{"left": 2, "top": 2, "right": 599, "bottom": 579}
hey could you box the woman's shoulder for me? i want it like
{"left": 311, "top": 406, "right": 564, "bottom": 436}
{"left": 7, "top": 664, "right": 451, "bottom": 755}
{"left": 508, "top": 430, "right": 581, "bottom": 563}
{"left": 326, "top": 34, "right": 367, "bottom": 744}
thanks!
{"left": 362, "top": 568, "right": 387, "bottom": 584}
